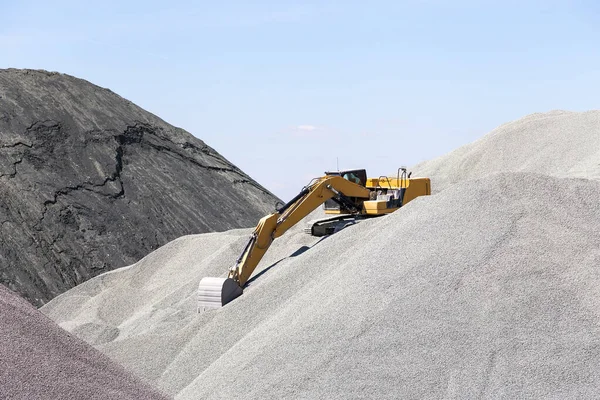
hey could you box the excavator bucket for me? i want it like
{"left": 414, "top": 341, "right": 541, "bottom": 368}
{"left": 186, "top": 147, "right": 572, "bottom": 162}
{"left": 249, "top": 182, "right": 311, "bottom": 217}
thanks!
{"left": 197, "top": 277, "right": 243, "bottom": 311}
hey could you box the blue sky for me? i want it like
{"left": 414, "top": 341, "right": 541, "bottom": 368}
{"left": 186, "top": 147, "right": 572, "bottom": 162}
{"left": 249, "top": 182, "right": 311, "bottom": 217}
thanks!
{"left": 2, "top": 0, "right": 600, "bottom": 200}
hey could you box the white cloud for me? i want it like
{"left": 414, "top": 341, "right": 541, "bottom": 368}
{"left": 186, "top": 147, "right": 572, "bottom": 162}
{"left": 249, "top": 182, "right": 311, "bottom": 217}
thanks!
{"left": 296, "top": 125, "right": 317, "bottom": 132}
{"left": 287, "top": 124, "right": 337, "bottom": 139}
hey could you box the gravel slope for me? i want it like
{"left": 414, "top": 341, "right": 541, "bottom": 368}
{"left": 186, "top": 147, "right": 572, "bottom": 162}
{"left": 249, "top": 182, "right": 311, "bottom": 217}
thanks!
{"left": 0, "top": 69, "right": 278, "bottom": 305}
{"left": 0, "top": 284, "right": 168, "bottom": 400}
{"left": 412, "top": 110, "right": 600, "bottom": 192}
{"left": 43, "top": 173, "right": 600, "bottom": 399}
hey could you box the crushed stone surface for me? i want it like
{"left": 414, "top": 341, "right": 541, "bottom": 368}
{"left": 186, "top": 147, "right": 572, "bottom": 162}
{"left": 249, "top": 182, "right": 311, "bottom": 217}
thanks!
{"left": 412, "top": 110, "right": 600, "bottom": 192}
{"left": 0, "top": 284, "right": 169, "bottom": 400}
{"left": 43, "top": 172, "right": 600, "bottom": 399}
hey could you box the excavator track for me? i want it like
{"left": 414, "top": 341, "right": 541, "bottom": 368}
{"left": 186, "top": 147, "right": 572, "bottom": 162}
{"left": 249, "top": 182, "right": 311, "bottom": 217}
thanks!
{"left": 305, "top": 214, "right": 373, "bottom": 237}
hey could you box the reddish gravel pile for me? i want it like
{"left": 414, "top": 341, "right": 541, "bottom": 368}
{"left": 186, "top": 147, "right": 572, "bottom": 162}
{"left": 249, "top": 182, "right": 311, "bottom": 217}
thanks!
{"left": 0, "top": 285, "right": 168, "bottom": 400}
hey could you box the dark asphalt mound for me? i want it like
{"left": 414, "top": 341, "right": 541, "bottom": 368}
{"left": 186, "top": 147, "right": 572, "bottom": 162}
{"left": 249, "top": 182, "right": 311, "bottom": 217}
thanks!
{"left": 0, "top": 68, "right": 279, "bottom": 305}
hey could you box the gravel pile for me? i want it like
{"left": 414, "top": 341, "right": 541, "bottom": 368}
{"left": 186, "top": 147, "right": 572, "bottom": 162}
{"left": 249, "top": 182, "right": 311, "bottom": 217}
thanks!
{"left": 0, "top": 284, "right": 168, "bottom": 400}
{"left": 43, "top": 172, "right": 600, "bottom": 398}
{"left": 412, "top": 110, "right": 600, "bottom": 192}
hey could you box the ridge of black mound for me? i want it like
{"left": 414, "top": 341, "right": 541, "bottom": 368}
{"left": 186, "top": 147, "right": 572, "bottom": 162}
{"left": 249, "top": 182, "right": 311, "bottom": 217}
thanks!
{"left": 0, "top": 69, "right": 279, "bottom": 306}
{"left": 0, "top": 284, "right": 169, "bottom": 400}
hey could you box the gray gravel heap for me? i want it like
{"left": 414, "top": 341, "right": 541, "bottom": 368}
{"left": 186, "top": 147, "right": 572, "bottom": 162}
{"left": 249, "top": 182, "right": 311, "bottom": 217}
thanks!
{"left": 0, "top": 284, "right": 168, "bottom": 400}
{"left": 0, "top": 69, "right": 278, "bottom": 306}
{"left": 43, "top": 172, "right": 600, "bottom": 399}
{"left": 412, "top": 110, "right": 600, "bottom": 192}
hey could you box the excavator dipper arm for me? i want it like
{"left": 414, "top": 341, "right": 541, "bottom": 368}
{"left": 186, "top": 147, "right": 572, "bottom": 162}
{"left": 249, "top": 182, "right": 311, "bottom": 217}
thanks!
{"left": 198, "top": 175, "right": 370, "bottom": 311}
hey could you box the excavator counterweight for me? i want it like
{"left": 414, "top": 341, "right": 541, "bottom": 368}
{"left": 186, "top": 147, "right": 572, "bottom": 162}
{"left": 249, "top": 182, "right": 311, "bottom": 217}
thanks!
{"left": 197, "top": 168, "right": 430, "bottom": 311}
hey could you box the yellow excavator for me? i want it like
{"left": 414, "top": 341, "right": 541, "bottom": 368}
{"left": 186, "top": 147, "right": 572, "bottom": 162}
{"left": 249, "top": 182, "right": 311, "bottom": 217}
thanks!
{"left": 197, "top": 168, "right": 431, "bottom": 311}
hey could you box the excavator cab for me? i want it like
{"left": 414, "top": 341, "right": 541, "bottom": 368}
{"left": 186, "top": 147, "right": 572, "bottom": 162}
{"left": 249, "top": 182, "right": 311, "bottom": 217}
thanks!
{"left": 324, "top": 169, "right": 367, "bottom": 185}
{"left": 323, "top": 169, "right": 367, "bottom": 213}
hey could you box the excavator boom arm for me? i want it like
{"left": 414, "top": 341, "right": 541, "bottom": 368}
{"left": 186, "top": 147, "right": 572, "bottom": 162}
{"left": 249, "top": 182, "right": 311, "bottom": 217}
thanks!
{"left": 230, "top": 175, "right": 370, "bottom": 286}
